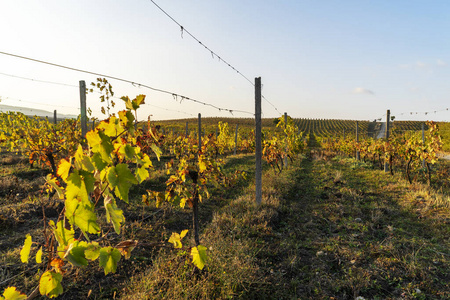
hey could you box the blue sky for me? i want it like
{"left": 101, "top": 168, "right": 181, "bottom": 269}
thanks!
{"left": 0, "top": 0, "right": 449, "bottom": 121}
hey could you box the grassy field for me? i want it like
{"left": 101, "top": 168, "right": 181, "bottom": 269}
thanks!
{"left": 0, "top": 146, "right": 449, "bottom": 299}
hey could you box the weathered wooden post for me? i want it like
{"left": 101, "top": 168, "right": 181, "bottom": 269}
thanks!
{"left": 234, "top": 124, "right": 239, "bottom": 155}
{"left": 384, "top": 110, "right": 390, "bottom": 173}
{"left": 356, "top": 121, "right": 360, "bottom": 160}
{"left": 79, "top": 80, "right": 87, "bottom": 137}
{"left": 255, "top": 77, "right": 262, "bottom": 205}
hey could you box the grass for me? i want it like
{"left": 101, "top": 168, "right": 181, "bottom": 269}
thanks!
{"left": 0, "top": 150, "right": 449, "bottom": 299}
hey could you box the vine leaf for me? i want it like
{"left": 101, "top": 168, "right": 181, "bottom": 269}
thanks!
{"left": 20, "top": 234, "right": 32, "bottom": 263}
{"left": 191, "top": 245, "right": 207, "bottom": 270}
{"left": 168, "top": 230, "right": 188, "bottom": 249}
{"left": 39, "top": 271, "right": 63, "bottom": 298}
{"left": 85, "top": 241, "right": 101, "bottom": 261}
{"left": 65, "top": 197, "right": 100, "bottom": 236}
{"left": 106, "top": 164, "right": 137, "bottom": 203}
{"left": 65, "top": 170, "right": 95, "bottom": 205}
{"left": 57, "top": 159, "right": 71, "bottom": 181}
{"left": 99, "top": 247, "right": 121, "bottom": 275}
{"left": 116, "top": 240, "right": 138, "bottom": 260}
{"left": 1, "top": 287, "right": 27, "bottom": 300}
{"left": 136, "top": 165, "right": 149, "bottom": 184}
{"left": 36, "top": 247, "right": 43, "bottom": 264}
{"left": 50, "top": 258, "right": 66, "bottom": 274}
{"left": 104, "top": 196, "right": 125, "bottom": 234}
{"left": 64, "top": 241, "right": 88, "bottom": 267}
{"left": 46, "top": 175, "right": 65, "bottom": 200}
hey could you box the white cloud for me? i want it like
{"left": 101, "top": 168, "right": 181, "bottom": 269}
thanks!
{"left": 399, "top": 64, "right": 411, "bottom": 69}
{"left": 437, "top": 59, "right": 447, "bottom": 66}
{"left": 416, "top": 61, "right": 427, "bottom": 68}
{"left": 352, "top": 87, "right": 375, "bottom": 95}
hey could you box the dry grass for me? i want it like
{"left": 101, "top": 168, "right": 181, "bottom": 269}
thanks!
{"left": 0, "top": 151, "right": 449, "bottom": 299}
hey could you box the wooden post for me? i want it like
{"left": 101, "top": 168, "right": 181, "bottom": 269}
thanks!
{"left": 79, "top": 80, "right": 87, "bottom": 138}
{"left": 255, "top": 77, "right": 262, "bottom": 205}
{"left": 53, "top": 110, "right": 57, "bottom": 124}
{"left": 384, "top": 109, "right": 390, "bottom": 172}
{"left": 356, "top": 121, "right": 360, "bottom": 161}
{"left": 234, "top": 124, "right": 238, "bottom": 155}
{"left": 284, "top": 112, "right": 288, "bottom": 168}
{"left": 343, "top": 128, "right": 345, "bottom": 140}
{"left": 422, "top": 123, "right": 426, "bottom": 168}
{"left": 185, "top": 122, "right": 188, "bottom": 138}
{"left": 198, "top": 113, "right": 202, "bottom": 150}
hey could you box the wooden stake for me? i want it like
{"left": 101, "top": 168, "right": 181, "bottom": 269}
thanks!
{"left": 79, "top": 80, "right": 87, "bottom": 138}
{"left": 384, "top": 109, "right": 390, "bottom": 172}
{"left": 255, "top": 77, "right": 262, "bottom": 205}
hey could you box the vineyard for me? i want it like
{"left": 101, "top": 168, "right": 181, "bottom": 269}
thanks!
{"left": 155, "top": 117, "right": 431, "bottom": 139}
{"left": 0, "top": 99, "right": 449, "bottom": 299}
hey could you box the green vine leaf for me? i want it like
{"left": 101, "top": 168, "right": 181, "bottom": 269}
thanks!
{"left": 65, "top": 170, "right": 95, "bottom": 206}
{"left": 104, "top": 196, "right": 125, "bottom": 234}
{"left": 64, "top": 241, "right": 89, "bottom": 267}
{"left": 65, "top": 197, "right": 100, "bottom": 236}
{"left": 106, "top": 164, "right": 138, "bottom": 203}
{"left": 99, "top": 247, "right": 121, "bottom": 275}
{"left": 85, "top": 241, "right": 101, "bottom": 261}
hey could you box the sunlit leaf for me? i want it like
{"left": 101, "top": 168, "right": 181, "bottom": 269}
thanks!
{"left": 106, "top": 164, "right": 137, "bottom": 203}
{"left": 57, "top": 159, "right": 71, "bottom": 181}
{"left": 36, "top": 247, "right": 43, "bottom": 264}
{"left": 168, "top": 230, "right": 188, "bottom": 249}
{"left": 39, "top": 271, "right": 63, "bottom": 298}
{"left": 20, "top": 234, "right": 32, "bottom": 263}
{"left": 85, "top": 241, "right": 101, "bottom": 261}
{"left": 65, "top": 197, "right": 100, "bottom": 235}
{"left": 191, "top": 245, "right": 207, "bottom": 270}
{"left": 104, "top": 196, "right": 125, "bottom": 234}
{"left": 2, "top": 287, "right": 26, "bottom": 300}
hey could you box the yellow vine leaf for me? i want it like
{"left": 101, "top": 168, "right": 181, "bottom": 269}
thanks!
{"left": 57, "top": 159, "right": 71, "bottom": 181}
{"left": 168, "top": 230, "right": 188, "bottom": 249}
{"left": 39, "top": 271, "right": 63, "bottom": 298}
{"left": 36, "top": 247, "right": 43, "bottom": 264}
{"left": 20, "top": 234, "right": 32, "bottom": 263}
{"left": 191, "top": 245, "right": 207, "bottom": 270}
{"left": 1, "top": 287, "right": 26, "bottom": 300}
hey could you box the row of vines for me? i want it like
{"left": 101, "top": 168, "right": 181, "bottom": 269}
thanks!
{"left": 321, "top": 121, "right": 442, "bottom": 185}
{"left": 0, "top": 80, "right": 306, "bottom": 299}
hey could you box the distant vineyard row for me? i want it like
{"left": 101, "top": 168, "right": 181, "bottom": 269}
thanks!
{"left": 153, "top": 117, "right": 429, "bottom": 138}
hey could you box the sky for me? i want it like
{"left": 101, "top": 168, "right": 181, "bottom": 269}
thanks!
{"left": 1, "top": 0, "right": 450, "bottom": 122}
